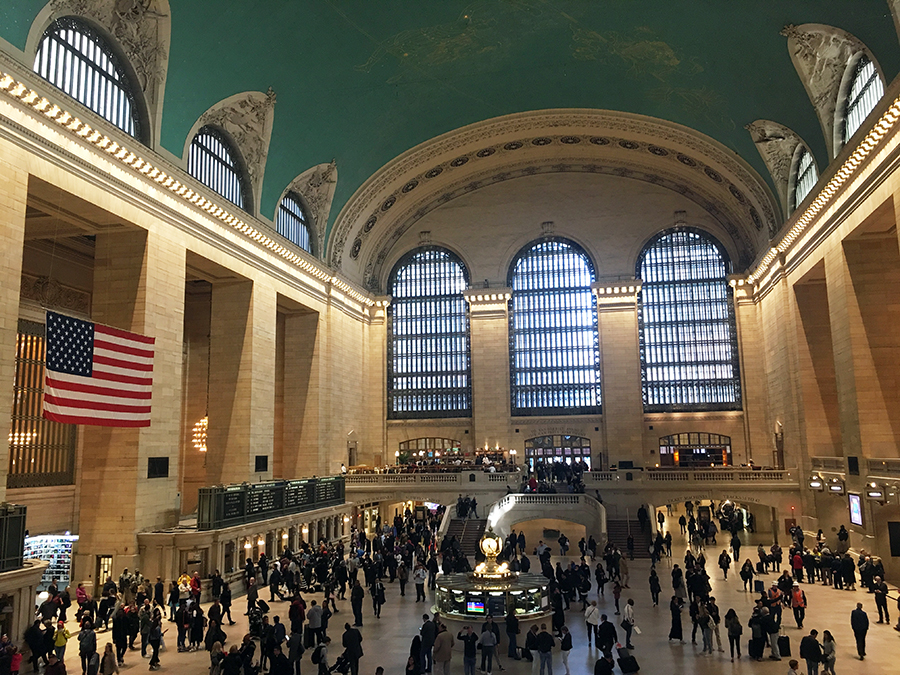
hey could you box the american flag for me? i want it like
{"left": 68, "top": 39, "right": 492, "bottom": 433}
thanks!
{"left": 42, "top": 311, "right": 155, "bottom": 428}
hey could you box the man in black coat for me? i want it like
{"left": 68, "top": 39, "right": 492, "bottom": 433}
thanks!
{"left": 341, "top": 623, "right": 364, "bottom": 675}
{"left": 594, "top": 653, "right": 615, "bottom": 675}
{"left": 851, "top": 602, "right": 869, "bottom": 660}
{"left": 595, "top": 614, "right": 617, "bottom": 657}
{"left": 799, "top": 629, "right": 822, "bottom": 674}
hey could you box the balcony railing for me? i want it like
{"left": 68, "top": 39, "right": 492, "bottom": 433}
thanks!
{"left": 811, "top": 456, "right": 845, "bottom": 472}
{"left": 344, "top": 471, "right": 520, "bottom": 487}
{"left": 584, "top": 468, "right": 796, "bottom": 485}
{"left": 867, "top": 458, "right": 900, "bottom": 477}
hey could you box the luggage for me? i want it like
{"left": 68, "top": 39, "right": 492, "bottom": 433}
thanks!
{"left": 617, "top": 646, "right": 630, "bottom": 659}
{"left": 754, "top": 580, "right": 765, "bottom": 594}
{"left": 617, "top": 656, "right": 640, "bottom": 673}
{"left": 777, "top": 634, "right": 791, "bottom": 657}
{"left": 748, "top": 637, "right": 764, "bottom": 660}
{"left": 256, "top": 599, "right": 270, "bottom": 615}
{"left": 756, "top": 562, "right": 766, "bottom": 574}
{"left": 303, "top": 625, "right": 314, "bottom": 649}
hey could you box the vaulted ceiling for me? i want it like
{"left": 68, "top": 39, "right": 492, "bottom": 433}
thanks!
{"left": 1, "top": 1, "right": 898, "bottom": 248}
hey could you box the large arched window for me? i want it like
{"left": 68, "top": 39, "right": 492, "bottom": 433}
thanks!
{"left": 388, "top": 247, "right": 471, "bottom": 418}
{"left": 637, "top": 229, "right": 741, "bottom": 411}
{"left": 34, "top": 17, "right": 143, "bottom": 140}
{"left": 508, "top": 238, "right": 600, "bottom": 416}
{"left": 188, "top": 126, "right": 252, "bottom": 211}
{"left": 842, "top": 54, "right": 884, "bottom": 145}
{"left": 791, "top": 146, "right": 818, "bottom": 211}
{"left": 277, "top": 191, "right": 313, "bottom": 253}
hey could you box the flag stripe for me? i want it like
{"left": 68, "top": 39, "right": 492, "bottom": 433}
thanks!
{"left": 93, "top": 339, "right": 155, "bottom": 360}
{"left": 94, "top": 346, "right": 153, "bottom": 366}
{"left": 93, "top": 354, "right": 154, "bottom": 372}
{"left": 95, "top": 322, "right": 155, "bottom": 345}
{"left": 43, "top": 408, "right": 150, "bottom": 428}
{"left": 43, "top": 394, "right": 151, "bottom": 414}
{"left": 45, "top": 377, "right": 152, "bottom": 400}
{"left": 50, "top": 369, "right": 153, "bottom": 389}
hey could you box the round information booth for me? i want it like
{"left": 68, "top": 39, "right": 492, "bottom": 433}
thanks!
{"left": 434, "top": 527, "right": 551, "bottom": 620}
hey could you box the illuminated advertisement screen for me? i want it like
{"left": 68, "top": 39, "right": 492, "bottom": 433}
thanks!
{"left": 467, "top": 600, "right": 485, "bottom": 613}
{"left": 848, "top": 493, "right": 863, "bottom": 526}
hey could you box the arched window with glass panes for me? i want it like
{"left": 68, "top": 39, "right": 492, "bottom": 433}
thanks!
{"left": 387, "top": 247, "right": 471, "bottom": 419}
{"left": 791, "top": 145, "right": 818, "bottom": 212}
{"left": 277, "top": 191, "right": 313, "bottom": 253}
{"left": 508, "top": 238, "right": 600, "bottom": 416}
{"left": 188, "top": 126, "right": 252, "bottom": 211}
{"left": 34, "top": 17, "right": 144, "bottom": 141}
{"left": 637, "top": 229, "right": 741, "bottom": 412}
{"left": 842, "top": 54, "right": 884, "bottom": 146}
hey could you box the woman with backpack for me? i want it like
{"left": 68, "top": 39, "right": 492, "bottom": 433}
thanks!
{"left": 724, "top": 608, "right": 742, "bottom": 661}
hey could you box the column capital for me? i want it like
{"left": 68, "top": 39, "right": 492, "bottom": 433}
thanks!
{"left": 727, "top": 274, "right": 756, "bottom": 305}
{"left": 591, "top": 280, "right": 641, "bottom": 312}
{"left": 367, "top": 296, "right": 391, "bottom": 324}
{"left": 463, "top": 288, "right": 512, "bottom": 319}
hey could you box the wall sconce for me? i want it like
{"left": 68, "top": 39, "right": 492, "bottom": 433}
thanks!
{"left": 866, "top": 481, "right": 885, "bottom": 501}
{"left": 257, "top": 538, "right": 265, "bottom": 547}
{"left": 192, "top": 416, "right": 208, "bottom": 452}
{"left": 807, "top": 474, "right": 824, "bottom": 491}
{"left": 302, "top": 526, "right": 309, "bottom": 535}
{"left": 243, "top": 540, "right": 251, "bottom": 550}
{"left": 282, "top": 532, "right": 288, "bottom": 540}
{"left": 827, "top": 477, "right": 846, "bottom": 494}
{"left": 343, "top": 515, "right": 350, "bottom": 523}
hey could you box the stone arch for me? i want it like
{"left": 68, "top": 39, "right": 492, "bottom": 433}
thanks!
{"left": 277, "top": 161, "right": 338, "bottom": 259}
{"left": 787, "top": 142, "right": 819, "bottom": 213}
{"left": 328, "top": 110, "right": 780, "bottom": 289}
{"left": 781, "top": 23, "right": 885, "bottom": 159}
{"left": 27, "top": 0, "right": 171, "bottom": 148}
{"left": 746, "top": 120, "right": 812, "bottom": 219}
{"left": 486, "top": 494, "right": 606, "bottom": 544}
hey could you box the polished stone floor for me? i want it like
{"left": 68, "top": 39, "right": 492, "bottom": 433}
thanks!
{"left": 54, "top": 532, "right": 900, "bottom": 674}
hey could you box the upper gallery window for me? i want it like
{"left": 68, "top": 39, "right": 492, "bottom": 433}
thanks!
{"left": 34, "top": 17, "right": 143, "bottom": 140}
{"left": 188, "top": 126, "right": 252, "bottom": 211}
{"left": 792, "top": 146, "right": 818, "bottom": 211}
{"left": 637, "top": 229, "right": 741, "bottom": 412}
{"left": 508, "top": 238, "right": 600, "bottom": 416}
{"left": 842, "top": 55, "right": 884, "bottom": 145}
{"left": 388, "top": 247, "right": 471, "bottom": 419}
{"left": 277, "top": 191, "right": 313, "bottom": 253}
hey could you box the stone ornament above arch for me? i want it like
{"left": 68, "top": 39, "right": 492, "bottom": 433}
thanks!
{"left": 27, "top": 0, "right": 171, "bottom": 146}
{"left": 745, "top": 120, "right": 806, "bottom": 219}
{"left": 328, "top": 110, "right": 780, "bottom": 290}
{"left": 184, "top": 89, "right": 277, "bottom": 217}
{"left": 280, "top": 160, "right": 337, "bottom": 257}
{"left": 781, "top": 23, "right": 883, "bottom": 159}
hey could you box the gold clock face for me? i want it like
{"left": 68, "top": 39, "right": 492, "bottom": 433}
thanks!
{"left": 481, "top": 536, "right": 501, "bottom": 556}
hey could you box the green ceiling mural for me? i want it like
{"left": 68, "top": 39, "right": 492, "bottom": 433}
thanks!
{"left": 1, "top": 1, "right": 898, "bottom": 245}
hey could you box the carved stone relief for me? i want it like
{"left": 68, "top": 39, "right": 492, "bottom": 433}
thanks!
{"left": 20, "top": 274, "right": 90, "bottom": 314}
{"left": 284, "top": 161, "right": 337, "bottom": 256}
{"left": 781, "top": 23, "right": 867, "bottom": 158}
{"left": 745, "top": 120, "right": 804, "bottom": 220}
{"left": 47, "top": 0, "right": 171, "bottom": 141}
{"left": 198, "top": 89, "right": 277, "bottom": 213}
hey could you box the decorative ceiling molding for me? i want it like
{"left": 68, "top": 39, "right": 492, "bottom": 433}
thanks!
{"left": 328, "top": 110, "right": 780, "bottom": 287}
{"left": 37, "top": 0, "right": 171, "bottom": 146}
{"left": 746, "top": 120, "right": 805, "bottom": 218}
{"left": 193, "top": 89, "right": 276, "bottom": 217}
{"left": 781, "top": 23, "right": 871, "bottom": 159}
{"left": 283, "top": 160, "right": 337, "bottom": 258}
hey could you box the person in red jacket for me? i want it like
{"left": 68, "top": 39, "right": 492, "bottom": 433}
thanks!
{"left": 791, "top": 552, "right": 804, "bottom": 583}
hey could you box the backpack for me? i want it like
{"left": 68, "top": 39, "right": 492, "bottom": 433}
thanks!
{"left": 311, "top": 645, "right": 324, "bottom": 665}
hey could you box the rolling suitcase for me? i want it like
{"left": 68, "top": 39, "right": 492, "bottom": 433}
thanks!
{"left": 756, "top": 561, "right": 766, "bottom": 574}
{"left": 777, "top": 634, "right": 791, "bottom": 657}
{"left": 256, "top": 599, "right": 270, "bottom": 614}
{"left": 754, "top": 580, "right": 765, "bottom": 593}
{"left": 616, "top": 646, "right": 639, "bottom": 673}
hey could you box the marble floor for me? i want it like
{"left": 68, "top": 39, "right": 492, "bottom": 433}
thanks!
{"left": 52, "top": 532, "right": 900, "bottom": 674}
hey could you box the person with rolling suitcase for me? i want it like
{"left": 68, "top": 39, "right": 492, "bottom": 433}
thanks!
{"left": 616, "top": 644, "right": 639, "bottom": 673}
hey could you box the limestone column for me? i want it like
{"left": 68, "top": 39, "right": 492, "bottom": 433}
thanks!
{"left": 74, "top": 229, "right": 186, "bottom": 587}
{"left": 465, "top": 290, "right": 512, "bottom": 451}
{"left": 0, "top": 162, "right": 27, "bottom": 503}
{"left": 206, "top": 279, "right": 277, "bottom": 484}
{"left": 593, "top": 282, "right": 643, "bottom": 469}
{"left": 282, "top": 310, "right": 321, "bottom": 478}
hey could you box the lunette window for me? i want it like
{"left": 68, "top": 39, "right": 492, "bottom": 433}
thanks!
{"left": 277, "top": 192, "right": 313, "bottom": 253}
{"left": 843, "top": 55, "right": 884, "bottom": 145}
{"left": 387, "top": 247, "right": 471, "bottom": 418}
{"left": 792, "top": 147, "right": 818, "bottom": 211}
{"left": 508, "top": 238, "right": 600, "bottom": 416}
{"left": 188, "top": 126, "right": 250, "bottom": 211}
{"left": 637, "top": 229, "right": 741, "bottom": 411}
{"left": 34, "top": 17, "right": 142, "bottom": 140}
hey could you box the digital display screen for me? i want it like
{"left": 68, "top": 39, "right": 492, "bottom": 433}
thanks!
{"left": 849, "top": 494, "right": 863, "bottom": 526}
{"left": 467, "top": 600, "right": 485, "bottom": 613}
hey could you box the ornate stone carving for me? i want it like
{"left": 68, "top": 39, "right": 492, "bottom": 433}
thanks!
{"left": 328, "top": 110, "right": 780, "bottom": 277}
{"left": 285, "top": 161, "right": 337, "bottom": 254}
{"left": 745, "top": 120, "right": 805, "bottom": 222}
{"left": 20, "top": 274, "right": 90, "bottom": 314}
{"left": 780, "top": 23, "right": 867, "bottom": 158}
{"left": 48, "top": 0, "right": 170, "bottom": 109}
{"left": 199, "top": 89, "right": 277, "bottom": 209}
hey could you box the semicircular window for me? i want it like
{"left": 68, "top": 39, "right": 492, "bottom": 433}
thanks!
{"left": 388, "top": 247, "right": 471, "bottom": 418}
{"left": 34, "top": 17, "right": 142, "bottom": 140}
{"left": 277, "top": 191, "right": 312, "bottom": 253}
{"left": 792, "top": 147, "right": 818, "bottom": 211}
{"left": 188, "top": 126, "right": 251, "bottom": 211}
{"left": 508, "top": 238, "right": 600, "bottom": 416}
{"left": 843, "top": 55, "right": 884, "bottom": 145}
{"left": 637, "top": 229, "right": 741, "bottom": 412}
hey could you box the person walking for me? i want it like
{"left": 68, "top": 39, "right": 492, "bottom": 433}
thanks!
{"left": 850, "top": 602, "right": 868, "bottom": 660}
{"left": 350, "top": 580, "right": 365, "bottom": 627}
{"left": 421, "top": 614, "right": 437, "bottom": 675}
{"left": 718, "top": 550, "right": 732, "bottom": 580}
{"left": 791, "top": 582, "right": 807, "bottom": 629}
{"left": 341, "top": 623, "right": 364, "bottom": 675}
{"left": 799, "top": 629, "right": 822, "bottom": 675}
{"left": 53, "top": 620, "right": 70, "bottom": 661}
{"left": 697, "top": 604, "right": 713, "bottom": 655}
{"left": 559, "top": 626, "right": 572, "bottom": 675}
{"left": 648, "top": 570, "right": 661, "bottom": 607}
{"left": 457, "top": 626, "right": 478, "bottom": 675}
{"left": 535, "top": 624, "right": 555, "bottom": 675}
{"left": 584, "top": 601, "right": 600, "bottom": 647}
{"left": 668, "top": 597, "right": 683, "bottom": 643}
{"left": 371, "top": 580, "right": 385, "bottom": 619}
{"left": 78, "top": 618, "right": 97, "bottom": 675}
{"left": 621, "top": 598, "right": 635, "bottom": 650}
{"left": 724, "top": 608, "right": 742, "bottom": 661}
{"left": 432, "top": 624, "right": 454, "bottom": 675}
{"left": 821, "top": 630, "right": 836, "bottom": 675}
{"left": 413, "top": 564, "right": 428, "bottom": 603}
{"left": 478, "top": 622, "right": 498, "bottom": 675}
{"left": 596, "top": 615, "right": 617, "bottom": 657}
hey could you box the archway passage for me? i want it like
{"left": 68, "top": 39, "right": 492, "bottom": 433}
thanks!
{"left": 658, "top": 433, "right": 733, "bottom": 467}
{"left": 524, "top": 434, "right": 592, "bottom": 469}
